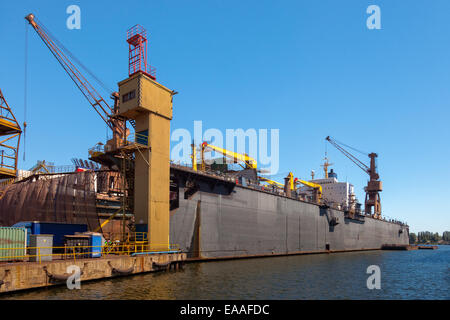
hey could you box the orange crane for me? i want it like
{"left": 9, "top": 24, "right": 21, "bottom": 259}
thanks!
{"left": 25, "top": 13, "right": 129, "bottom": 152}
{"left": 325, "top": 136, "right": 382, "bottom": 218}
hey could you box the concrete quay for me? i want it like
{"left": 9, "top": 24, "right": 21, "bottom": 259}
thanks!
{"left": 0, "top": 252, "right": 186, "bottom": 294}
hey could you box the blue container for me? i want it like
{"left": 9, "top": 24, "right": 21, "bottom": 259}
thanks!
{"left": 135, "top": 224, "right": 148, "bottom": 233}
{"left": 135, "top": 224, "right": 148, "bottom": 241}
{"left": 89, "top": 234, "right": 102, "bottom": 258}
{"left": 11, "top": 221, "right": 88, "bottom": 247}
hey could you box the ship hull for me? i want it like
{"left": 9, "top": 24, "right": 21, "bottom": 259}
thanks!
{"left": 170, "top": 184, "right": 409, "bottom": 259}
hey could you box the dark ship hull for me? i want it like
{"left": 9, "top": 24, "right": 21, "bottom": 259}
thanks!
{"left": 169, "top": 166, "right": 409, "bottom": 259}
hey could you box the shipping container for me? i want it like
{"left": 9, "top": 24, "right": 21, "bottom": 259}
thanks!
{"left": 11, "top": 221, "right": 32, "bottom": 245}
{"left": 64, "top": 235, "right": 90, "bottom": 259}
{"left": 78, "top": 232, "right": 104, "bottom": 258}
{"left": 29, "top": 234, "right": 53, "bottom": 262}
{"left": 90, "top": 234, "right": 102, "bottom": 258}
{"left": 0, "top": 227, "right": 27, "bottom": 262}
{"left": 12, "top": 221, "right": 88, "bottom": 247}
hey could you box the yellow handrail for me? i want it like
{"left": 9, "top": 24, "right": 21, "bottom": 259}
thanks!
{"left": 0, "top": 237, "right": 180, "bottom": 264}
{"left": 0, "top": 244, "right": 181, "bottom": 263}
{"left": 126, "top": 132, "right": 149, "bottom": 147}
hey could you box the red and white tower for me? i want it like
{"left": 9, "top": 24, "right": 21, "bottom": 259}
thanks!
{"left": 126, "top": 25, "right": 156, "bottom": 80}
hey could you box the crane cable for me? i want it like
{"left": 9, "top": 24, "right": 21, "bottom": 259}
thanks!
{"left": 35, "top": 17, "right": 114, "bottom": 96}
{"left": 332, "top": 137, "right": 368, "bottom": 156}
{"left": 23, "top": 21, "right": 28, "bottom": 162}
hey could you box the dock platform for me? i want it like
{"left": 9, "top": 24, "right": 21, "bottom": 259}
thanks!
{"left": 0, "top": 252, "right": 185, "bottom": 294}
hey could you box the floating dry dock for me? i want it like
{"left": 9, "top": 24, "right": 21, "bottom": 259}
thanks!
{"left": 0, "top": 252, "right": 185, "bottom": 294}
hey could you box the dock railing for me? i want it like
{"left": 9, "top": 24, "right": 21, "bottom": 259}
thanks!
{"left": 0, "top": 240, "right": 180, "bottom": 264}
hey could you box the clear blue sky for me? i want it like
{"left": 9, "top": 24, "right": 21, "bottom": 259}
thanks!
{"left": 0, "top": 1, "right": 449, "bottom": 233}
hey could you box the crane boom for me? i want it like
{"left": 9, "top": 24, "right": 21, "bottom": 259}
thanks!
{"left": 25, "top": 13, "right": 126, "bottom": 146}
{"left": 201, "top": 142, "right": 257, "bottom": 170}
{"left": 294, "top": 178, "right": 322, "bottom": 196}
{"left": 259, "top": 176, "right": 284, "bottom": 187}
{"left": 326, "top": 136, "right": 369, "bottom": 174}
{"left": 294, "top": 177, "right": 322, "bottom": 203}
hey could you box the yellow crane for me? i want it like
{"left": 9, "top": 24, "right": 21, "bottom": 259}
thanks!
{"left": 259, "top": 172, "right": 295, "bottom": 190}
{"left": 259, "top": 172, "right": 322, "bottom": 204}
{"left": 294, "top": 176, "right": 322, "bottom": 204}
{"left": 259, "top": 176, "right": 284, "bottom": 188}
{"left": 257, "top": 172, "right": 322, "bottom": 205}
{"left": 201, "top": 142, "right": 257, "bottom": 170}
{"left": 191, "top": 142, "right": 197, "bottom": 171}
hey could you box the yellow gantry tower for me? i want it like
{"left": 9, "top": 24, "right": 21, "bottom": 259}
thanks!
{"left": 116, "top": 25, "right": 176, "bottom": 251}
{"left": 118, "top": 72, "right": 175, "bottom": 251}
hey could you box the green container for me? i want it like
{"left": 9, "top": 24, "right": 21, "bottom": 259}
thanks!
{"left": 0, "top": 227, "right": 27, "bottom": 262}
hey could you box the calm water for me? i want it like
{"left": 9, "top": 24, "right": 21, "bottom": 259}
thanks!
{"left": 2, "top": 246, "right": 449, "bottom": 300}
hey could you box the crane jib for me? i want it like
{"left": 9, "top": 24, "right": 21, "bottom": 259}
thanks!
{"left": 25, "top": 13, "right": 118, "bottom": 133}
